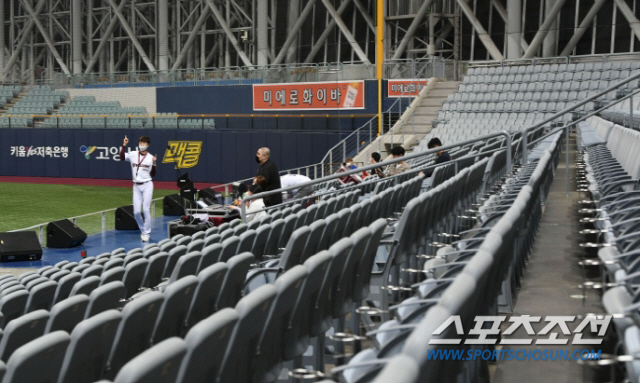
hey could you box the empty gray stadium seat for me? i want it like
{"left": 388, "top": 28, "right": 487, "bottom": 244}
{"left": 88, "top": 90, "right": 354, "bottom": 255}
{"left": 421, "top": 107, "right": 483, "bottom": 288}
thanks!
{"left": 106, "top": 291, "right": 164, "bottom": 379}
{"left": 85, "top": 281, "right": 125, "bottom": 318}
{"left": 57, "top": 309, "right": 122, "bottom": 383}
{"left": 175, "top": 308, "right": 238, "bottom": 383}
{"left": 113, "top": 337, "right": 187, "bottom": 383}
{"left": 0, "top": 309, "right": 48, "bottom": 361}
{"left": 2, "top": 331, "right": 70, "bottom": 383}
{"left": 45, "top": 294, "right": 90, "bottom": 334}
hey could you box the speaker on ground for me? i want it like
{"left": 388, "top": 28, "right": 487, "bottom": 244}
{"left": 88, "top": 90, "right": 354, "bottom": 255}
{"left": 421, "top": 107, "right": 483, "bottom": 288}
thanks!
{"left": 0, "top": 231, "right": 43, "bottom": 262}
{"left": 47, "top": 219, "right": 87, "bottom": 248}
{"left": 115, "top": 205, "right": 142, "bottom": 231}
{"left": 163, "top": 194, "right": 196, "bottom": 216}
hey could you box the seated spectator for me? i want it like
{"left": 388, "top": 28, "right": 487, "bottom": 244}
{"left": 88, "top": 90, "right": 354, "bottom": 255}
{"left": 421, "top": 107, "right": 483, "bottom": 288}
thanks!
{"left": 337, "top": 162, "right": 363, "bottom": 184}
{"left": 424, "top": 138, "right": 451, "bottom": 177}
{"left": 363, "top": 152, "right": 384, "bottom": 179}
{"left": 254, "top": 175, "right": 268, "bottom": 190}
{"left": 345, "top": 158, "right": 357, "bottom": 170}
{"left": 387, "top": 146, "right": 411, "bottom": 176}
{"left": 228, "top": 184, "right": 267, "bottom": 223}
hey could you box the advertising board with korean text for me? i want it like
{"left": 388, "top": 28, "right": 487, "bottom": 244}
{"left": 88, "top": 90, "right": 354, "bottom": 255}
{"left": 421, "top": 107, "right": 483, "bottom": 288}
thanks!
{"left": 253, "top": 81, "right": 365, "bottom": 111}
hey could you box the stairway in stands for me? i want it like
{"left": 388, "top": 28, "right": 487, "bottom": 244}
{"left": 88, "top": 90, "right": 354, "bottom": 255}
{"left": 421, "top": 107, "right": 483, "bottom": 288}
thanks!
{"left": 354, "top": 79, "right": 459, "bottom": 163}
{"left": 0, "top": 92, "right": 27, "bottom": 117}
{"left": 409, "top": 81, "right": 460, "bottom": 141}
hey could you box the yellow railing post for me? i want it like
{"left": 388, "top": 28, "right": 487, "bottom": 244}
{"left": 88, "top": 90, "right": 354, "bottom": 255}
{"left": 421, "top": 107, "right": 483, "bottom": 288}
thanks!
{"left": 377, "top": 0, "right": 384, "bottom": 137}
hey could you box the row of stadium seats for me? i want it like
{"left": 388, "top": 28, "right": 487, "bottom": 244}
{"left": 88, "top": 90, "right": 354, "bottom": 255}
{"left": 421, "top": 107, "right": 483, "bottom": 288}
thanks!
{"left": 0, "top": 85, "right": 21, "bottom": 107}
{"left": 320, "top": 134, "right": 561, "bottom": 383}
{"left": 21, "top": 96, "right": 61, "bottom": 108}
{"left": 40, "top": 116, "right": 216, "bottom": 129}
{"left": 596, "top": 95, "right": 640, "bottom": 130}
{"left": 458, "top": 80, "right": 635, "bottom": 95}
{"left": 468, "top": 60, "right": 640, "bottom": 76}
{"left": 51, "top": 96, "right": 149, "bottom": 123}
{"left": 419, "top": 61, "right": 631, "bottom": 153}
{"left": 0, "top": 117, "right": 32, "bottom": 128}
{"left": 442, "top": 101, "right": 583, "bottom": 113}
{"left": 463, "top": 70, "right": 635, "bottom": 85}
{"left": 5, "top": 86, "right": 66, "bottom": 117}
{"left": 451, "top": 88, "right": 613, "bottom": 102}
{"left": 572, "top": 115, "right": 640, "bottom": 383}
{"left": 0, "top": 165, "right": 434, "bottom": 382}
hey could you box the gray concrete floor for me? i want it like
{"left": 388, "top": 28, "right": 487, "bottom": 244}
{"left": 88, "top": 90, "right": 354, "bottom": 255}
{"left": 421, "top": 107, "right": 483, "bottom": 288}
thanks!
{"left": 493, "top": 135, "right": 606, "bottom": 383}
{"left": 0, "top": 268, "right": 36, "bottom": 278}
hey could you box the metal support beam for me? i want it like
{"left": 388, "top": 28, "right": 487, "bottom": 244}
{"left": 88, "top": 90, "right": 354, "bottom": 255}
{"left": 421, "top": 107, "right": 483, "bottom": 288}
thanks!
{"left": 352, "top": 0, "right": 376, "bottom": 33}
{"left": 158, "top": 0, "right": 169, "bottom": 71}
{"left": 0, "top": 0, "right": 4, "bottom": 73}
{"left": 490, "top": 0, "right": 530, "bottom": 51}
{"left": 273, "top": 0, "right": 317, "bottom": 65}
{"left": 303, "top": 0, "right": 351, "bottom": 63}
{"left": 257, "top": 0, "right": 269, "bottom": 65}
{"left": 205, "top": 0, "right": 253, "bottom": 67}
{"left": 285, "top": 0, "right": 301, "bottom": 63}
{"left": 560, "top": 0, "right": 607, "bottom": 56}
{"left": 506, "top": 0, "right": 522, "bottom": 59}
{"left": 3, "top": 0, "right": 48, "bottom": 75}
{"left": 72, "top": 0, "right": 82, "bottom": 74}
{"left": 21, "top": 0, "right": 71, "bottom": 75}
{"left": 614, "top": 0, "right": 640, "bottom": 42}
{"left": 435, "top": 21, "right": 455, "bottom": 49}
{"left": 85, "top": 0, "right": 128, "bottom": 74}
{"left": 320, "top": 0, "right": 370, "bottom": 64}
{"left": 543, "top": 0, "right": 558, "bottom": 56}
{"left": 171, "top": 6, "right": 211, "bottom": 70}
{"left": 457, "top": 0, "right": 504, "bottom": 60}
{"left": 522, "top": 0, "right": 568, "bottom": 58}
{"left": 105, "top": 0, "right": 156, "bottom": 71}
{"left": 391, "top": 0, "right": 435, "bottom": 59}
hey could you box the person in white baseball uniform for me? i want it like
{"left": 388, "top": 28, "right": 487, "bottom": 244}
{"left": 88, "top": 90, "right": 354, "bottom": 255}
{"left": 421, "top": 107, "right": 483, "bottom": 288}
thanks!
{"left": 120, "top": 135, "right": 157, "bottom": 242}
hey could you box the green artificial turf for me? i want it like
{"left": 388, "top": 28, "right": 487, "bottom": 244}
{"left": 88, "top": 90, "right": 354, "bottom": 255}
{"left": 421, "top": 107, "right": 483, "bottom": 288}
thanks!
{"left": 0, "top": 183, "right": 175, "bottom": 234}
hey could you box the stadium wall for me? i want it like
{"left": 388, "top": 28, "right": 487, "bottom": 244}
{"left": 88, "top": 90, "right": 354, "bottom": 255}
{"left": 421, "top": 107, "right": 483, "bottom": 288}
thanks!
{"left": 1, "top": 128, "right": 345, "bottom": 183}
{"left": 156, "top": 80, "right": 395, "bottom": 131}
{"left": 66, "top": 88, "right": 157, "bottom": 114}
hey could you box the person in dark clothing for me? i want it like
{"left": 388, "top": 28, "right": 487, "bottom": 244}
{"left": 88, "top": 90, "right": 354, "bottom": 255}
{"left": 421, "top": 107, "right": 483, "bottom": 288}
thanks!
{"left": 369, "top": 152, "right": 386, "bottom": 178}
{"left": 424, "top": 138, "right": 451, "bottom": 177}
{"left": 255, "top": 147, "right": 283, "bottom": 207}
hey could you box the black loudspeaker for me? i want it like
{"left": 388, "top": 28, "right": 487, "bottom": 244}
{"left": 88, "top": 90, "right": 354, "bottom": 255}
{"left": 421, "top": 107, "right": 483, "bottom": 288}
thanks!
{"left": 115, "top": 205, "right": 142, "bottom": 231}
{"left": 47, "top": 219, "right": 87, "bottom": 248}
{"left": 163, "top": 194, "right": 197, "bottom": 216}
{"left": 0, "top": 231, "right": 43, "bottom": 262}
{"left": 198, "top": 187, "right": 222, "bottom": 205}
{"left": 163, "top": 194, "right": 185, "bottom": 216}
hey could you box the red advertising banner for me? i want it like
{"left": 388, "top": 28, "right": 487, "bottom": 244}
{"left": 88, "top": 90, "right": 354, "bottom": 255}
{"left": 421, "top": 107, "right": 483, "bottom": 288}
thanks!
{"left": 253, "top": 81, "right": 365, "bottom": 111}
{"left": 388, "top": 79, "right": 428, "bottom": 97}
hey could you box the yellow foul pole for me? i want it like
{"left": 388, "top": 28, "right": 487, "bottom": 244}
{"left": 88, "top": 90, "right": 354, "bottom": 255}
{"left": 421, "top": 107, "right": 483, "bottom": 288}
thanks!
{"left": 377, "top": 0, "right": 384, "bottom": 136}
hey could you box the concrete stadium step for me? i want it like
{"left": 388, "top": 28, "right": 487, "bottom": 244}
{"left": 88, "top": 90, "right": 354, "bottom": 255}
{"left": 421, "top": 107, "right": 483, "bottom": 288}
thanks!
{"left": 0, "top": 94, "right": 25, "bottom": 117}
{"left": 353, "top": 79, "right": 459, "bottom": 163}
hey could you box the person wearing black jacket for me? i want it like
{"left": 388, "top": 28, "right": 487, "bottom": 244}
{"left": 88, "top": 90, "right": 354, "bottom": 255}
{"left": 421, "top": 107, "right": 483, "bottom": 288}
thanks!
{"left": 255, "top": 147, "right": 283, "bottom": 207}
{"left": 424, "top": 138, "right": 451, "bottom": 177}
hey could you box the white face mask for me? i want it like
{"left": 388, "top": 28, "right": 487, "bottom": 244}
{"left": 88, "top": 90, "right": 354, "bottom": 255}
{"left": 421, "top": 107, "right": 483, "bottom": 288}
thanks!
{"left": 139, "top": 145, "right": 149, "bottom": 151}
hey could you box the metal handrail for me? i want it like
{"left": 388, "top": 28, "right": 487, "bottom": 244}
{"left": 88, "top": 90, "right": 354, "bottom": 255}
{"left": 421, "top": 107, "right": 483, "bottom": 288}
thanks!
{"left": 51, "top": 59, "right": 439, "bottom": 89}
{"left": 521, "top": 71, "right": 640, "bottom": 162}
{"left": 467, "top": 52, "right": 640, "bottom": 69}
{"left": 526, "top": 88, "right": 640, "bottom": 149}
{"left": 9, "top": 197, "right": 165, "bottom": 246}
{"left": 240, "top": 130, "right": 512, "bottom": 220}
{"left": 238, "top": 141, "right": 516, "bottom": 218}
